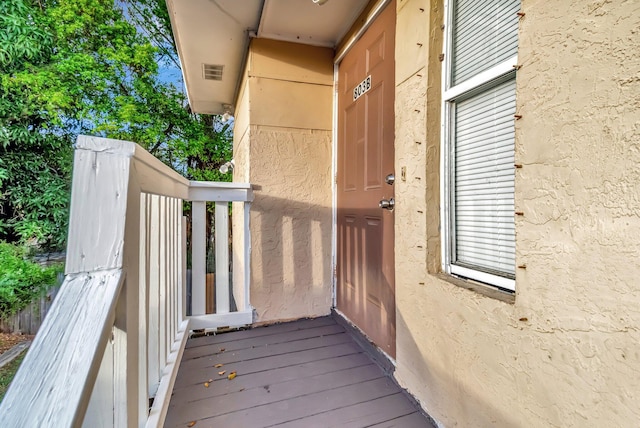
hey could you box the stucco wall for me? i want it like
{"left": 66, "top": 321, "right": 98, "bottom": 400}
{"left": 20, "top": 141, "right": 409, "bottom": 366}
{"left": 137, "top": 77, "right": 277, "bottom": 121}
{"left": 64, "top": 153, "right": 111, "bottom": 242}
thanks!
{"left": 233, "top": 39, "right": 334, "bottom": 323}
{"left": 233, "top": 66, "right": 250, "bottom": 184}
{"left": 249, "top": 125, "right": 333, "bottom": 321}
{"left": 232, "top": 68, "right": 251, "bottom": 311}
{"left": 394, "top": 0, "right": 640, "bottom": 427}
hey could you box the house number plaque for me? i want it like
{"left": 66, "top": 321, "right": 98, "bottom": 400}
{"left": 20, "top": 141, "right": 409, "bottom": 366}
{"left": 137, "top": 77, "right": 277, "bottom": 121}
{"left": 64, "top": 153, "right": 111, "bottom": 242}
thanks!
{"left": 353, "top": 75, "right": 372, "bottom": 101}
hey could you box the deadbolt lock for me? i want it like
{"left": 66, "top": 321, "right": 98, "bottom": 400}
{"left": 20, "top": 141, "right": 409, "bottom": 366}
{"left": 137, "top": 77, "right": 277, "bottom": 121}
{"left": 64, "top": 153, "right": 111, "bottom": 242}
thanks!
{"left": 385, "top": 173, "right": 395, "bottom": 185}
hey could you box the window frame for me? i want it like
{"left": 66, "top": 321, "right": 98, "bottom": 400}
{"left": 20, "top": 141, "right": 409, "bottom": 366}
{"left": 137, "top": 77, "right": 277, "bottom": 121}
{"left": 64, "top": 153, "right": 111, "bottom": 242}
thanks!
{"left": 440, "top": 0, "right": 519, "bottom": 291}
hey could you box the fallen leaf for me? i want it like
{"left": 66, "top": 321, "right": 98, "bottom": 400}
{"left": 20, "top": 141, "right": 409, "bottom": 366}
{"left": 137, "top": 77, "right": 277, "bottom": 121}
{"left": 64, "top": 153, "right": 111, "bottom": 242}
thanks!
{"left": 204, "top": 382, "right": 210, "bottom": 388}
{"left": 208, "top": 379, "right": 213, "bottom": 383}
{"left": 214, "top": 364, "right": 224, "bottom": 368}
{"left": 187, "top": 422, "right": 197, "bottom": 427}
{"left": 228, "top": 371, "right": 237, "bottom": 380}
{"left": 218, "top": 370, "right": 226, "bottom": 376}
{"left": 220, "top": 348, "right": 226, "bottom": 352}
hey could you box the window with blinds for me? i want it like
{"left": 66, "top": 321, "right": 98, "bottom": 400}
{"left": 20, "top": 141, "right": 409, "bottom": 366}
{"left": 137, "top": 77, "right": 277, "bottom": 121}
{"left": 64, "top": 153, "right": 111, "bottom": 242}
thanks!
{"left": 451, "top": 0, "right": 520, "bottom": 86}
{"left": 443, "top": 0, "right": 520, "bottom": 291}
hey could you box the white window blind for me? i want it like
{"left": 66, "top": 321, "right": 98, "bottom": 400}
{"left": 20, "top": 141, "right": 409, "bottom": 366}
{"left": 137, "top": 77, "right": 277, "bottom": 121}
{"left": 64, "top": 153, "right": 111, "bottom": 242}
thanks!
{"left": 442, "top": 0, "right": 520, "bottom": 290}
{"left": 453, "top": 78, "right": 516, "bottom": 276}
{"left": 452, "top": 0, "right": 520, "bottom": 85}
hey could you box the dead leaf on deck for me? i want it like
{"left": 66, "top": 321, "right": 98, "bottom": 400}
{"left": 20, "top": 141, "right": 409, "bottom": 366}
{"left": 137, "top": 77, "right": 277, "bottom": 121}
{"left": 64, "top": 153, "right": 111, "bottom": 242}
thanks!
{"left": 214, "top": 363, "right": 224, "bottom": 368}
{"left": 187, "top": 422, "right": 197, "bottom": 427}
{"left": 228, "top": 371, "right": 237, "bottom": 380}
{"left": 220, "top": 348, "right": 226, "bottom": 352}
{"left": 218, "top": 370, "right": 226, "bottom": 376}
{"left": 208, "top": 378, "right": 213, "bottom": 383}
{"left": 204, "top": 382, "right": 210, "bottom": 388}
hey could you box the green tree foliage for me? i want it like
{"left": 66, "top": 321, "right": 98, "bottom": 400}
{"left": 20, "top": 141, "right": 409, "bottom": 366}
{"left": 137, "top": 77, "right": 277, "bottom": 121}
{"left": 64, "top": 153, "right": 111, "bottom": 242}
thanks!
{"left": 0, "top": 0, "right": 232, "bottom": 251}
{"left": 122, "top": 0, "right": 234, "bottom": 182}
{"left": 0, "top": 0, "right": 71, "bottom": 249}
{"left": 0, "top": 242, "right": 61, "bottom": 318}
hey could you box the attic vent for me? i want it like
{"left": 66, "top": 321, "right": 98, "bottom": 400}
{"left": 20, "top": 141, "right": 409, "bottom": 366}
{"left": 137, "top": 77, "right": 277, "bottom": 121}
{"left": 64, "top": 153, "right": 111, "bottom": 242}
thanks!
{"left": 203, "top": 64, "right": 223, "bottom": 81}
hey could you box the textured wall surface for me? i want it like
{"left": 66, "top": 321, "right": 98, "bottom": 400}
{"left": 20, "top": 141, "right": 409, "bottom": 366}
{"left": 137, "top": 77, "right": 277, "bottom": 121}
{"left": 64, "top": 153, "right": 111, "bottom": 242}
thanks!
{"left": 232, "top": 71, "right": 251, "bottom": 310}
{"left": 249, "top": 125, "right": 333, "bottom": 322}
{"left": 393, "top": 0, "right": 640, "bottom": 427}
{"left": 232, "top": 39, "right": 334, "bottom": 323}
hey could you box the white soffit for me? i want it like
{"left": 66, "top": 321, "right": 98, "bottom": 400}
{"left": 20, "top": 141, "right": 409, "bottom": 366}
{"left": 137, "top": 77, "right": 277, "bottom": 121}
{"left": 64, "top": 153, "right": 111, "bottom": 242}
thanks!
{"left": 167, "top": 0, "right": 369, "bottom": 115}
{"left": 167, "top": 0, "right": 263, "bottom": 115}
{"left": 258, "top": 0, "right": 369, "bottom": 47}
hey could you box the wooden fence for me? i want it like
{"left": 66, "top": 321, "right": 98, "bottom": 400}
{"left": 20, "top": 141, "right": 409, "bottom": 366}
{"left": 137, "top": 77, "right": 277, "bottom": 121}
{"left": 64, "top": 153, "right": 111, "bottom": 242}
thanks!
{"left": 0, "top": 274, "right": 63, "bottom": 335}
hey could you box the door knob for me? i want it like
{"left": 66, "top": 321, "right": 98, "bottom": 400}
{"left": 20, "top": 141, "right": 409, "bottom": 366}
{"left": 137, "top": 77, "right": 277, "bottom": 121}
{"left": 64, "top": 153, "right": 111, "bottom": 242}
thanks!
{"left": 379, "top": 198, "right": 395, "bottom": 211}
{"left": 385, "top": 173, "right": 395, "bottom": 185}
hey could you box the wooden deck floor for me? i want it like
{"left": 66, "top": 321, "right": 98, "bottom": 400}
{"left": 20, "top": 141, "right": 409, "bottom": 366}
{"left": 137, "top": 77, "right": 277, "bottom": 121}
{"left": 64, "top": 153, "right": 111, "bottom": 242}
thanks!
{"left": 165, "top": 316, "right": 434, "bottom": 428}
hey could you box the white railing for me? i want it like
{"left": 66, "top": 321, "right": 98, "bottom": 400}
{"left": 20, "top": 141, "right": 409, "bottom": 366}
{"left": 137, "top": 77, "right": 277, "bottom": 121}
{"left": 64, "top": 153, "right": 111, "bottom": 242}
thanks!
{"left": 188, "top": 181, "right": 253, "bottom": 329}
{"left": 0, "top": 136, "right": 253, "bottom": 427}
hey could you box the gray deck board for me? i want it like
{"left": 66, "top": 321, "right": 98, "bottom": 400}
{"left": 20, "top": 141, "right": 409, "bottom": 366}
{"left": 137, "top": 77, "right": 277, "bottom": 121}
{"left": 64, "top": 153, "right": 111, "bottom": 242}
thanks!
{"left": 184, "top": 317, "right": 337, "bottom": 349}
{"left": 173, "top": 341, "right": 362, "bottom": 389}
{"left": 183, "top": 324, "right": 346, "bottom": 360}
{"left": 166, "top": 316, "right": 434, "bottom": 428}
{"left": 274, "top": 393, "right": 418, "bottom": 428}
{"left": 174, "top": 353, "right": 374, "bottom": 403}
{"left": 368, "top": 412, "right": 437, "bottom": 428}
{"left": 178, "top": 329, "right": 352, "bottom": 371}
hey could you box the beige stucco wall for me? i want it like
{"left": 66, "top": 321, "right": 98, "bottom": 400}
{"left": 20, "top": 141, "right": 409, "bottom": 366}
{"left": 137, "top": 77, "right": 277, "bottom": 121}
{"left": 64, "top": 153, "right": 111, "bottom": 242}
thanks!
{"left": 394, "top": 0, "right": 640, "bottom": 427}
{"left": 231, "top": 67, "right": 251, "bottom": 311}
{"left": 232, "top": 39, "right": 335, "bottom": 323}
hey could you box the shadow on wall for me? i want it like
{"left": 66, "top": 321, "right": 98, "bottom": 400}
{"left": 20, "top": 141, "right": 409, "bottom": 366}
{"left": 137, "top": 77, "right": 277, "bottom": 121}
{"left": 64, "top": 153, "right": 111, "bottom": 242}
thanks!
{"left": 396, "top": 309, "right": 521, "bottom": 427}
{"left": 250, "top": 192, "right": 520, "bottom": 423}
{"left": 249, "top": 192, "right": 395, "bottom": 340}
{"left": 250, "top": 193, "right": 333, "bottom": 320}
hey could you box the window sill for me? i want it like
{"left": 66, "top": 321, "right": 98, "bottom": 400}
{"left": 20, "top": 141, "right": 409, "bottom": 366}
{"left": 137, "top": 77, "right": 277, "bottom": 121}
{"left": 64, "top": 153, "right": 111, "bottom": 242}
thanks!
{"left": 434, "top": 272, "right": 516, "bottom": 304}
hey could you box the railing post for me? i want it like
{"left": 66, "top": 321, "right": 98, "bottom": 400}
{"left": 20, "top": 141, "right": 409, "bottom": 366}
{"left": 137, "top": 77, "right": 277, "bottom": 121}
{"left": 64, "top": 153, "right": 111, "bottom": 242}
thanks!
{"left": 181, "top": 215, "right": 187, "bottom": 321}
{"left": 122, "top": 172, "right": 145, "bottom": 427}
{"left": 243, "top": 200, "right": 252, "bottom": 313}
{"left": 159, "top": 196, "right": 168, "bottom": 370}
{"left": 169, "top": 198, "right": 177, "bottom": 346}
{"left": 215, "top": 202, "right": 230, "bottom": 313}
{"left": 147, "top": 194, "right": 160, "bottom": 396}
{"left": 137, "top": 192, "right": 149, "bottom": 426}
{"left": 83, "top": 333, "right": 115, "bottom": 426}
{"left": 191, "top": 201, "right": 207, "bottom": 315}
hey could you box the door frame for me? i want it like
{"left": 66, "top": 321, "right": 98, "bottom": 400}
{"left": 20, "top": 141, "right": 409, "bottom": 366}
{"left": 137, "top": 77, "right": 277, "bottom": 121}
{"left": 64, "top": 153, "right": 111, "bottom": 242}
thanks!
{"left": 330, "top": 0, "right": 395, "bottom": 352}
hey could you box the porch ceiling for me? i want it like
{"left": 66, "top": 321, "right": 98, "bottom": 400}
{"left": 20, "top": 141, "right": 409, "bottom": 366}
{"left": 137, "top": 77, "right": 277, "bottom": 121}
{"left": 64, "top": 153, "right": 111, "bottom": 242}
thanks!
{"left": 166, "top": 0, "right": 369, "bottom": 115}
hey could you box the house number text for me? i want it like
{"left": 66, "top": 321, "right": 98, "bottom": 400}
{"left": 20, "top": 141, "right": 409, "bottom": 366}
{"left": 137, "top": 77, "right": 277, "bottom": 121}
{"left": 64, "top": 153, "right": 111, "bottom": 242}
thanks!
{"left": 353, "top": 75, "right": 372, "bottom": 101}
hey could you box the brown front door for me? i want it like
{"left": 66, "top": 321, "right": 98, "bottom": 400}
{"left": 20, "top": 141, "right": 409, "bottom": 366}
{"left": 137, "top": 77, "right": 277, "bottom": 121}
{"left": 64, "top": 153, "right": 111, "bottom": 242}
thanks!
{"left": 337, "top": 2, "right": 396, "bottom": 358}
